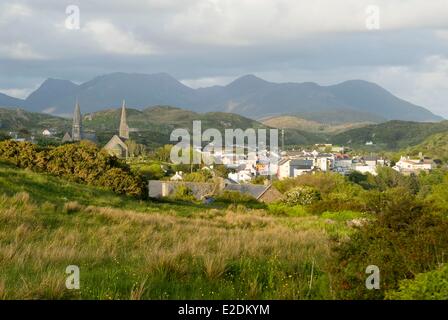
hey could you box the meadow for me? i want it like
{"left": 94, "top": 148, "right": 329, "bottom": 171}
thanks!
{"left": 0, "top": 163, "right": 355, "bottom": 299}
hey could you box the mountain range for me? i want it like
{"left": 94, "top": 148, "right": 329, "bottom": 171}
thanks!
{"left": 0, "top": 72, "right": 443, "bottom": 123}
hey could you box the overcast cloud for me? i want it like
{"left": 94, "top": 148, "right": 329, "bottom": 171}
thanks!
{"left": 0, "top": 0, "right": 447, "bottom": 116}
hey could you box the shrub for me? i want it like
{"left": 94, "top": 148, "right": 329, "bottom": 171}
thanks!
{"left": 330, "top": 193, "right": 448, "bottom": 299}
{"left": 274, "top": 172, "right": 346, "bottom": 195}
{"left": 385, "top": 264, "right": 448, "bottom": 300}
{"left": 283, "top": 186, "right": 321, "bottom": 206}
{"left": 136, "top": 163, "right": 165, "bottom": 180}
{"left": 171, "top": 185, "right": 196, "bottom": 202}
{"left": 0, "top": 140, "right": 43, "bottom": 169}
{"left": 97, "top": 168, "right": 146, "bottom": 197}
{"left": 215, "top": 190, "right": 258, "bottom": 205}
{"left": 183, "top": 170, "right": 213, "bottom": 182}
{"left": 267, "top": 203, "right": 308, "bottom": 217}
{"left": 0, "top": 140, "right": 145, "bottom": 198}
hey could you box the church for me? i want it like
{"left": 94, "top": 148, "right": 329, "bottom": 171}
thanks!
{"left": 62, "top": 101, "right": 97, "bottom": 143}
{"left": 62, "top": 100, "right": 129, "bottom": 159}
{"left": 103, "top": 100, "right": 130, "bottom": 158}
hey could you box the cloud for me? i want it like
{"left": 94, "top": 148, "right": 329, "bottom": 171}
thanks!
{"left": 0, "top": 42, "right": 47, "bottom": 60}
{"left": 0, "top": 0, "right": 447, "bottom": 117}
{"left": 180, "top": 76, "right": 236, "bottom": 88}
{"left": 83, "top": 20, "right": 154, "bottom": 55}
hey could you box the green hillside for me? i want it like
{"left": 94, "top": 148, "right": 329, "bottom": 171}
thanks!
{"left": 261, "top": 115, "right": 373, "bottom": 134}
{"left": 402, "top": 132, "right": 448, "bottom": 162}
{"left": 0, "top": 107, "right": 70, "bottom": 133}
{"left": 331, "top": 120, "right": 448, "bottom": 150}
{"left": 84, "top": 105, "right": 324, "bottom": 147}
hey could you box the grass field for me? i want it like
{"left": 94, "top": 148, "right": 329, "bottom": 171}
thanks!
{"left": 0, "top": 163, "right": 358, "bottom": 299}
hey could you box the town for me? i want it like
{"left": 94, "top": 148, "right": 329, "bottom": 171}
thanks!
{"left": 4, "top": 101, "right": 439, "bottom": 204}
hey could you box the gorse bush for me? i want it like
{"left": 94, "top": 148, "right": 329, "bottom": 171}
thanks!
{"left": 283, "top": 186, "right": 321, "bottom": 206}
{"left": 0, "top": 140, "right": 146, "bottom": 198}
{"left": 0, "top": 140, "right": 44, "bottom": 169}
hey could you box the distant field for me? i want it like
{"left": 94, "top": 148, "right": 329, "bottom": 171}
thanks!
{"left": 0, "top": 163, "right": 357, "bottom": 299}
{"left": 261, "top": 115, "right": 372, "bottom": 134}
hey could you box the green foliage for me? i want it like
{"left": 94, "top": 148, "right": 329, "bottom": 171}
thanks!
{"left": 0, "top": 140, "right": 145, "bottom": 198}
{"left": 274, "top": 172, "right": 346, "bottom": 195}
{"left": 183, "top": 170, "right": 213, "bottom": 182}
{"left": 403, "top": 132, "right": 448, "bottom": 163}
{"left": 331, "top": 120, "right": 448, "bottom": 150}
{"left": 0, "top": 140, "right": 44, "bottom": 169}
{"left": 215, "top": 190, "right": 258, "bottom": 205}
{"left": 386, "top": 264, "right": 448, "bottom": 300}
{"left": 331, "top": 193, "right": 448, "bottom": 299}
{"left": 171, "top": 185, "right": 196, "bottom": 202}
{"left": 133, "top": 163, "right": 166, "bottom": 180}
{"left": 267, "top": 203, "right": 308, "bottom": 217}
{"left": 125, "top": 139, "right": 146, "bottom": 157}
{"left": 283, "top": 186, "right": 321, "bottom": 206}
{"left": 151, "top": 144, "right": 173, "bottom": 162}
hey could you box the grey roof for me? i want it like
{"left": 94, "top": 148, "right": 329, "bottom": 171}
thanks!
{"left": 224, "top": 183, "right": 270, "bottom": 199}
{"left": 290, "top": 159, "right": 313, "bottom": 169}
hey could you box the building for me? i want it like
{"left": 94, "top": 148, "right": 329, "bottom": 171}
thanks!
{"left": 103, "top": 100, "right": 130, "bottom": 158}
{"left": 334, "top": 154, "right": 353, "bottom": 175}
{"left": 62, "top": 101, "right": 97, "bottom": 143}
{"left": 393, "top": 155, "right": 435, "bottom": 174}
{"left": 72, "top": 101, "right": 82, "bottom": 141}
{"left": 42, "top": 129, "right": 52, "bottom": 136}
{"left": 277, "top": 158, "right": 314, "bottom": 179}
{"left": 148, "top": 179, "right": 282, "bottom": 203}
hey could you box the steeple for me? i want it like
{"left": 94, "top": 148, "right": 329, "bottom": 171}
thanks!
{"left": 119, "top": 99, "right": 129, "bottom": 140}
{"left": 72, "top": 99, "right": 82, "bottom": 141}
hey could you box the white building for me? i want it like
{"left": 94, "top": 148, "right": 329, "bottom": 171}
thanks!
{"left": 393, "top": 156, "right": 435, "bottom": 174}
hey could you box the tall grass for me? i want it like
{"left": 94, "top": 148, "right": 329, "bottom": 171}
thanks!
{"left": 0, "top": 163, "right": 364, "bottom": 299}
{"left": 0, "top": 190, "right": 336, "bottom": 299}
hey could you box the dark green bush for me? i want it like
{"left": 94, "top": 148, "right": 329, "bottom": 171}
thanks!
{"left": 0, "top": 140, "right": 43, "bottom": 169}
{"left": 215, "top": 190, "right": 258, "bottom": 205}
{"left": 330, "top": 193, "right": 448, "bottom": 299}
{"left": 386, "top": 264, "right": 448, "bottom": 300}
{"left": 0, "top": 140, "right": 145, "bottom": 198}
{"left": 171, "top": 185, "right": 196, "bottom": 202}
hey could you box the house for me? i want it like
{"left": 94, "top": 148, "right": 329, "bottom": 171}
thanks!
{"left": 148, "top": 180, "right": 218, "bottom": 200}
{"left": 228, "top": 171, "right": 252, "bottom": 183}
{"left": 42, "top": 129, "right": 52, "bottom": 136}
{"left": 223, "top": 183, "right": 283, "bottom": 203}
{"left": 103, "top": 100, "right": 130, "bottom": 158}
{"left": 61, "top": 132, "right": 72, "bottom": 143}
{"left": 334, "top": 154, "right": 353, "bottom": 174}
{"left": 277, "top": 158, "right": 314, "bottom": 179}
{"left": 170, "top": 171, "right": 183, "bottom": 181}
{"left": 393, "top": 155, "right": 435, "bottom": 174}
{"left": 352, "top": 164, "right": 377, "bottom": 175}
{"left": 148, "top": 179, "right": 282, "bottom": 203}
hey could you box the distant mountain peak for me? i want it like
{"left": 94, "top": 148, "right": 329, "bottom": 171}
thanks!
{"left": 0, "top": 72, "right": 443, "bottom": 122}
{"left": 225, "top": 74, "right": 271, "bottom": 92}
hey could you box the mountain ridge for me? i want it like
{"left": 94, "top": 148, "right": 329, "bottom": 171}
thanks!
{"left": 0, "top": 73, "right": 443, "bottom": 122}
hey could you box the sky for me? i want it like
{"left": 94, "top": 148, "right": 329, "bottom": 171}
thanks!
{"left": 0, "top": 0, "right": 447, "bottom": 117}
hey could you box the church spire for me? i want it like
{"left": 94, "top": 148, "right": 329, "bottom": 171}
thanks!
{"left": 119, "top": 99, "right": 129, "bottom": 140}
{"left": 72, "top": 99, "right": 82, "bottom": 141}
